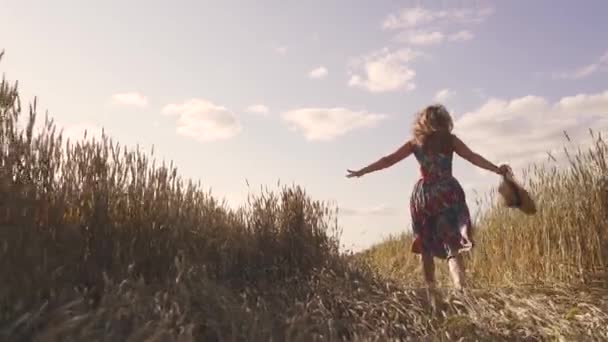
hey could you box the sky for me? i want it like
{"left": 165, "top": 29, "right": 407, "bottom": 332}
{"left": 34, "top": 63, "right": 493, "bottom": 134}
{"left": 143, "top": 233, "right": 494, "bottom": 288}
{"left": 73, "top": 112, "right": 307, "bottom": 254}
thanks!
{"left": 1, "top": 0, "right": 607, "bottom": 251}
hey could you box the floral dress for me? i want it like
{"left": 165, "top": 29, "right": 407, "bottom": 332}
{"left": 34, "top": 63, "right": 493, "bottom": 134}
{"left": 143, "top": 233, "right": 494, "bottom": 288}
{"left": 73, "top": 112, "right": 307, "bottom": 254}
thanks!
{"left": 410, "top": 144, "right": 473, "bottom": 259}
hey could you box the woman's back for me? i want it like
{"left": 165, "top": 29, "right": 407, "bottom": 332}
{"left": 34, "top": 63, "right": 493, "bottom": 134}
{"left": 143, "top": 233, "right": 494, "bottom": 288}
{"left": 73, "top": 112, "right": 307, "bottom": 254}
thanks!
{"left": 413, "top": 132, "right": 455, "bottom": 182}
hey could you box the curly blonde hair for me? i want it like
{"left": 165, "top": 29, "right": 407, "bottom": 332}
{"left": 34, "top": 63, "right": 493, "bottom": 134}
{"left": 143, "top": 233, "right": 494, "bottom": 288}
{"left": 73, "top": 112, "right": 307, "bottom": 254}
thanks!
{"left": 412, "top": 104, "right": 454, "bottom": 152}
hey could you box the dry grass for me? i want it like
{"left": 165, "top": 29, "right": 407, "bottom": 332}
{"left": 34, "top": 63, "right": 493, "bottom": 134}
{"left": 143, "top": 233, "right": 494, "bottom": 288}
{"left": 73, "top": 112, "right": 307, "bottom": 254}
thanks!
{"left": 1, "top": 51, "right": 608, "bottom": 341}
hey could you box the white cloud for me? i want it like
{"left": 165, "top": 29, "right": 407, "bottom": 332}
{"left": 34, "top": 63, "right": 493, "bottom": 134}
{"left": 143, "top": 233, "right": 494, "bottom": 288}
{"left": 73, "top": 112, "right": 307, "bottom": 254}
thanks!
{"left": 274, "top": 46, "right": 288, "bottom": 55}
{"left": 434, "top": 88, "right": 454, "bottom": 102}
{"left": 246, "top": 104, "right": 270, "bottom": 115}
{"left": 382, "top": 7, "right": 489, "bottom": 47}
{"left": 111, "top": 92, "right": 148, "bottom": 107}
{"left": 162, "top": 99, "right": 241, "bottom": 142}
{"left": 556, "top": 91, "right": 608, "bottom": 116}
{"left": 339, "top": 204, "right": 398, "bottom": 217}
{"left": 552, "top": 50, "right": 608, "bottom": 80}
{"left": 454, "top": 90, "right": 608, "bottom": 169}
{"left": 396, "top": 30, "right": 444, "bottom": 45}
{"left": 383, "top": 7, "right": 434, "bottom": 30}
{"left": 348, "top": 48, "right": 417, "bottom": 93}
{"left": 448, "top": 30, "right": 474, "bottom": 42}
{"left": 351, "top": 6, "right": 490, "bottom": 95}
{"left": 308, "top": 66, "right": 328, "bottom": 79}
{"left": 282, "top": 107, "right": 386, "bottom": 141}
{"left": 382, "top": 6, "right": 494, "bottom": 30}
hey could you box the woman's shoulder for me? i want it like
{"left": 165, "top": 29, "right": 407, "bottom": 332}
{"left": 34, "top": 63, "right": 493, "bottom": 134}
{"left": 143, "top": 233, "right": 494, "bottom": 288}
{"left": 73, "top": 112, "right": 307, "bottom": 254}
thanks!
{"left": 408, "top": 138, "right": 422, "bottom": 155}
{"left": 447, "top": 133, "right": 462, "bottom": 147}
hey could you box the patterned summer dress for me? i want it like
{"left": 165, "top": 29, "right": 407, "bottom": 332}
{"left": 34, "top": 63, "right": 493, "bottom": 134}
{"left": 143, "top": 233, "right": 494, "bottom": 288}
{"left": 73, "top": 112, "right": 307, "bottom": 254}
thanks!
{"left": 410, "top": 144, "right": 473, "bottom": 259}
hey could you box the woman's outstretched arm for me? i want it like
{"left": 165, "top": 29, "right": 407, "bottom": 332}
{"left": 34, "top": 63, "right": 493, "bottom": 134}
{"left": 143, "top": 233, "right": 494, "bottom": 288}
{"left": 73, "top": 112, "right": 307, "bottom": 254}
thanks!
{"left": 346, "top": 140, "right": 415, "bottom": 178}
{"left": 453, "top": 135, "right": 508, "bottom": 175}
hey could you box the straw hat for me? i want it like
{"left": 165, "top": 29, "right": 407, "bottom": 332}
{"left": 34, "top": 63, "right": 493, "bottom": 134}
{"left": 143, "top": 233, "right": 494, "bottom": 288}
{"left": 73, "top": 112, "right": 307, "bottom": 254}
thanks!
{"left": 497, "top": 167, "right": 537, "bottom": 215}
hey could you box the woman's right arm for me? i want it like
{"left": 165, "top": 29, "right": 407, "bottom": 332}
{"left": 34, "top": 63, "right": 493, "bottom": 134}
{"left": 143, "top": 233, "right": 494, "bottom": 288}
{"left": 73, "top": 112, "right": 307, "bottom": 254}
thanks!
{"left": 346, "top": 139, "right": 415, "bottom": 178}
{"left": 453, "top": 135, "right": 505, "bottom": 174}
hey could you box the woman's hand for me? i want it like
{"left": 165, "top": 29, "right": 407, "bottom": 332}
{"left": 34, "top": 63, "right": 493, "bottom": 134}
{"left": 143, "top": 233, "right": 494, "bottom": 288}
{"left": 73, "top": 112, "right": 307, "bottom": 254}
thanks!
{"left": 346, "top": 169, "right": 365, "bottom": 178}
{"left": 497, "top": 164, "right": 512, "bottom": 176}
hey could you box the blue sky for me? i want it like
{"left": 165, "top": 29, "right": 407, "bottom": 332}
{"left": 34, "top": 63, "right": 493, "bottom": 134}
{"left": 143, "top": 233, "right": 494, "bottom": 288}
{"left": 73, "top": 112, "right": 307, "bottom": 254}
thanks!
{"left": 1, "top": 0, "right": 607, "bottom": 251}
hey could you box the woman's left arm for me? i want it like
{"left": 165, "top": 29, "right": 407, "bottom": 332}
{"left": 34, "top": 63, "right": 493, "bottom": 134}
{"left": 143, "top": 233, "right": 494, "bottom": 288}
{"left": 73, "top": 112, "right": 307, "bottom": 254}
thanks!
{"left": 347, "top": 140, "right": 415, "bottom": 178}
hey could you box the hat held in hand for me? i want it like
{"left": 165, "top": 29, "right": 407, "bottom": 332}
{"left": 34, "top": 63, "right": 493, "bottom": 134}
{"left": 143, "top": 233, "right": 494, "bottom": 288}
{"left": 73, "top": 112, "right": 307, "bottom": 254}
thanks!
{"left": 497, "top": 166, "right": 537, "bottom": 215}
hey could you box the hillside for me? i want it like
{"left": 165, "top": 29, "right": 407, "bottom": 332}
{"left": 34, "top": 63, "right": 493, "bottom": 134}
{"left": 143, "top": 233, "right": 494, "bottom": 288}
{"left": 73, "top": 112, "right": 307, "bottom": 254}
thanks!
{"left": 1, "top": 53, "right": 607, "bottom": 341}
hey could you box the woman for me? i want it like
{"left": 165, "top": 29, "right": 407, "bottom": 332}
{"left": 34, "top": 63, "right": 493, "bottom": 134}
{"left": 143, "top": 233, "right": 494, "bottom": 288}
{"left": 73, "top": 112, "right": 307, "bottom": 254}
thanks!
{"left": 346, "top": 104, "right": 508, "bottom": 290}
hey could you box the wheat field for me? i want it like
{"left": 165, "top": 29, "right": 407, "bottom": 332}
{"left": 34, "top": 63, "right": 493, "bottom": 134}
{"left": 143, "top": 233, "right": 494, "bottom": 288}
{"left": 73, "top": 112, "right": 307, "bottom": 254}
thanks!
{"left": 1, "top": 51, "right": 607, "bottom": 341}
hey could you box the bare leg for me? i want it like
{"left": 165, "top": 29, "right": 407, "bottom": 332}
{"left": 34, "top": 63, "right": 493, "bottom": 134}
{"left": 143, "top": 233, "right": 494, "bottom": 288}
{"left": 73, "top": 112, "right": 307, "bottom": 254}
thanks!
{"left": 421, "top": 252, "right": 435, "bottom": 288}
{"left": 448, "top": 255, "right": 465, "bottom": 290}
